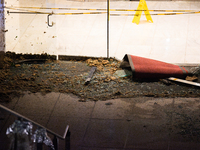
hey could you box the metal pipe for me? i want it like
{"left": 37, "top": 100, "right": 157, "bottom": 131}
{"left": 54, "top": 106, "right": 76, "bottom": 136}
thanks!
{"left": 47, "top": 14, "right": 53, "bottom": 27}
{"left": 107, "top": 0, "right": 110, "bottom": 58}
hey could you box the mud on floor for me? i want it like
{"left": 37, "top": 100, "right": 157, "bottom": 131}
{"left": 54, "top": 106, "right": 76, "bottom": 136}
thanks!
{"left": 126, "top": 97, "right": 200, "bottom": 143}
{"left": 0, "top": 52, "right": 200, "bottom": 102}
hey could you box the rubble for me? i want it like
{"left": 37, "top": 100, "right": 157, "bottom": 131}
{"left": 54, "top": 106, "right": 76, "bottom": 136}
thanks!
{"left": 186, "top": 76, "right": 198, "bottom": 82}
{"left": 0, "top": 52, "right": 200, "bottom": 102}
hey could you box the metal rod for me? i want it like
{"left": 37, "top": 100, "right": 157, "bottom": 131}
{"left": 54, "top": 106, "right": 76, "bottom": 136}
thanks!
{"left": 0, "top": 104, "right": 69, "bottom": 140}
{"left": 168, "top": 77, "right": 200, "bottom": 87}
{"left": 47, "top": 14, "right": 53, "bottom": 27}
{"left": 5, "top": 6, "right": 200, "bottom": 13}
{"left": 7, "top": 10, "right": 50, "bottom": 15}
{"left": 107, "top": 0, "right": 110, "bottom": 58}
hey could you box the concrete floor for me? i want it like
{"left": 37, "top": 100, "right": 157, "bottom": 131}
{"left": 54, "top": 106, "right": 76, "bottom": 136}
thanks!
{"left": 4, "top": 0, "right": 200, "bottom": 64}
{"left": 1, "top": 92, "right": 200, "bottom": 149}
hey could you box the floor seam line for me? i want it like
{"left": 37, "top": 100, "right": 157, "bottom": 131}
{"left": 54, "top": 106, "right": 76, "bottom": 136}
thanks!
{"left": 45, "top": 93, "right": 61, "bottom": 127}
{"left": 81, "top": 101, "right": 96, "bottom": 145}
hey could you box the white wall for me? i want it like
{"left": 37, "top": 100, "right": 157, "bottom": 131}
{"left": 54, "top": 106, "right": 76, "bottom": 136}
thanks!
{"left": 4, "top": 0, "right": 200, "bottom": 63}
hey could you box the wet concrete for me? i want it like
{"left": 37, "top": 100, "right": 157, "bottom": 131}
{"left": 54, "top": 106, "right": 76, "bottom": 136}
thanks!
{"left": 1, "top": 92, "right": 200, "bottom": 149}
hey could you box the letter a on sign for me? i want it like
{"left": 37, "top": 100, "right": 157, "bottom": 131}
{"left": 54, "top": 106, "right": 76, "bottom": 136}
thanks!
{"left": 132, "top": 0, "right": 153, "bottom": 25}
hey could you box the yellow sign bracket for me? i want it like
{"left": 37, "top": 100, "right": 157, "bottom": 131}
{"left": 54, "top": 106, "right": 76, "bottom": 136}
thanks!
{"left": 132, "top": 0, "right": 153, "bottom": 25}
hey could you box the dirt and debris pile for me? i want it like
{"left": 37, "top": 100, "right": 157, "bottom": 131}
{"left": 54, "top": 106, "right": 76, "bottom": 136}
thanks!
{"left": 3, "top": 51, "right": 56, "bottom": 68}
{"left": 0, "top": 52, "right": 200, "bottom": 102}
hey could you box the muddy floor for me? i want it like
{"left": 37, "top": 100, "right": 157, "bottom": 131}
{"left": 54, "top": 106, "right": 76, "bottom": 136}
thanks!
{"left": 0, "top": 52, "right": 200, "bottom": 102}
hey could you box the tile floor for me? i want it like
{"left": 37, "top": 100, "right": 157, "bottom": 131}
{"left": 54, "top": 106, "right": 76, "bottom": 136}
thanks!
{"left": 1, "top": 92, "right": 200, "bottom": 149}
{"left": 3, "top": 0, "right": 200, "bottom": 64}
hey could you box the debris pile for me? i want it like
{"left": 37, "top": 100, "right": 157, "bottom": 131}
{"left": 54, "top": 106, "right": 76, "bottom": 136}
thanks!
{"left": 0, "top": 52, "right": 200, "bottom": 102}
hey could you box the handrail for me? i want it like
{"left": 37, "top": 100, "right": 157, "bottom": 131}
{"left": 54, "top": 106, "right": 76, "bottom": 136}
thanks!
{"left": 0, "top": 104, "right": 69, "bottom": 140}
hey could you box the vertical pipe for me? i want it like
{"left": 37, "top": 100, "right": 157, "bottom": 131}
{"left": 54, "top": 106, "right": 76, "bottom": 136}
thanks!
{"left": 107, "top": 0, "right": 110, "bottom": 58}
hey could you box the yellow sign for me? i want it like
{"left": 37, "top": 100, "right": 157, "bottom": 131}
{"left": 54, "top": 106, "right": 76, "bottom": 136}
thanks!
{"left": 132, "top": 0, "right": 153, "bottom": 25}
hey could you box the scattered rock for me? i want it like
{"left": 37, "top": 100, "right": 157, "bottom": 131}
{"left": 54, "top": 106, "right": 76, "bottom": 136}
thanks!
{"left": 178, "top": 105, "right": 183, "bottom": 109}
{"left": 15, "top": 64, "right": 21, "bottom": 67}
{"left": 114, "top": 91, "right": 122, "bottom": 96}
{"left": 105, "top": 102, "right": 113, "bottom": 105}
{"left": 102, "top": 60, "right": 109, "bottom": 65}
{"left": 144, "top": 93, "right": 155, "bottom": 97}
{"left": 160, "top": 79, "right": 171, "bottom": 85}
{"left": 186, "top": 76, "right": 198, "bottom": 82}
{"left": 79, "top": 99, "right": 86, "bottom": 102}
{"left": 113, "top": 70, "right": 132, "bottom": 78}
{"left": 110, "top": 76, "right": 116, "bottom": 81}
